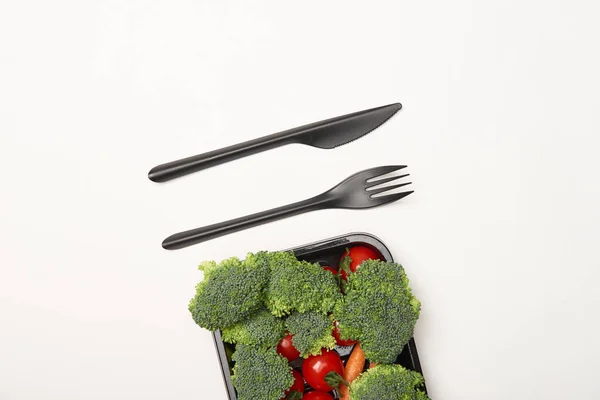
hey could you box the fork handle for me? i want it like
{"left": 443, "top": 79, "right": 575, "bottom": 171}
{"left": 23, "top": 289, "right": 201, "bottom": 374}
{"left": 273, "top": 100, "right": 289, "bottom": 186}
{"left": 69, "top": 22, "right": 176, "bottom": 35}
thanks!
{"left": 162, "top": 196, "right": 329, "bottom": 250}
{"left": 148, "top": 132, "right": 298, "bottom": 182}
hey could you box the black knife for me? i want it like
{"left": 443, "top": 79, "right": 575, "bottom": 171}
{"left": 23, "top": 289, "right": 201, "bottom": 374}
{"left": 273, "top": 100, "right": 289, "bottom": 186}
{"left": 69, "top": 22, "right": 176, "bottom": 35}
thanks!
{"left": 147, "top": 102, "right": 402, "bottom": 182}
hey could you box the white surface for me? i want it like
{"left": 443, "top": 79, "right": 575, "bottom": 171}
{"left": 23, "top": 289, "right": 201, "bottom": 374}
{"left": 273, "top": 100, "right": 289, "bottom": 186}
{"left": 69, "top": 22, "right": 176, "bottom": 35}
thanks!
{"left": 1, "top": 1, "right": 599, "bottom": 399}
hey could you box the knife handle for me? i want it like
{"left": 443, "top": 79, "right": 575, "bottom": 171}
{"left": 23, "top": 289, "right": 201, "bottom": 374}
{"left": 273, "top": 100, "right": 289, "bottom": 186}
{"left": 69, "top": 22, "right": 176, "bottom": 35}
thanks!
{"left": 148, "top": 131, "right": 297, "bottom": 182}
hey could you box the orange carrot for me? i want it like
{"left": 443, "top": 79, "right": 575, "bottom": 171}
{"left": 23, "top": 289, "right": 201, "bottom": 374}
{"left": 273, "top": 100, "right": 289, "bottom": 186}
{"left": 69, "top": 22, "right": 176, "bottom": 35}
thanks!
{"left": 340, "top": 343, "right": 365, "bottom": 400}
{"left": 369, "top": 362, "right": 377, "bottom": 369}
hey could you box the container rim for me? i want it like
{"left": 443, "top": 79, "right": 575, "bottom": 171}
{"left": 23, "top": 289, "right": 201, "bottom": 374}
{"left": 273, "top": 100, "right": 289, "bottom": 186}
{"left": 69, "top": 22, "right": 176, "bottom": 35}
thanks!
{"left": 282, "top": 231, "right": 394, "bottom": 262}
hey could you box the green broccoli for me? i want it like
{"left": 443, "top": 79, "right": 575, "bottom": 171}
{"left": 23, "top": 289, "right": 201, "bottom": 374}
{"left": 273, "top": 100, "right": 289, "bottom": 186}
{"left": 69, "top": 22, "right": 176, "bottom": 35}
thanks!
{"left": 221, "top": 308, "right": 285, "bottom": 347}
{"left": 349, "top": 364, "right": 430, "bottom": 400}
{"left": 266, "top": 252, "right": 341, "bottom": 316}
{"left": 242, "top": 250, "right": 274, "bottom": 273}
{"left": 333, "top": 259, "right": 421, "bottom": 364}
{"left": 188, "top": 256, "right": 270, "bottom": 331}
{"left": 231, "top": 344, "right": 294, "bottom": 400}
{"left": 284, "top": 311, "right": 336, "bottom": 357}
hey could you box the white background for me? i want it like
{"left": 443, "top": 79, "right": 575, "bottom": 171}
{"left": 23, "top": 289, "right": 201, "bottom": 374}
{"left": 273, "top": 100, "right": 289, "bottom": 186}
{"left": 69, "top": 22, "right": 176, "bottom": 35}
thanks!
{"left": 1, "top": 1, "right": 599, "bottom": 399}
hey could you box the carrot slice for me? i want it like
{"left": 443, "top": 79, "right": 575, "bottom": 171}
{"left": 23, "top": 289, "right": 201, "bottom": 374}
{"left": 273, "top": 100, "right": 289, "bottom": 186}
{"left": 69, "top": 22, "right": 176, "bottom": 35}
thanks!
{"left": 340, "top": 343, "right": 365, "bottom": 400}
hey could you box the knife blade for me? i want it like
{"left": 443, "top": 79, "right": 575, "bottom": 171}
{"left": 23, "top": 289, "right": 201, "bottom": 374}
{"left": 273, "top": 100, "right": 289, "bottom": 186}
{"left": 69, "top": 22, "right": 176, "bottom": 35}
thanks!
{"left": 148, "top": 102, "right": 402, "bottom": 182}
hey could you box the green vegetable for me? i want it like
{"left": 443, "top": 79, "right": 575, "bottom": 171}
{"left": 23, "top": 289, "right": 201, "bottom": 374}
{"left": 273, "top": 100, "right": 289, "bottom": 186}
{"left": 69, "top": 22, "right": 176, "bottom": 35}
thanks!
{"left": 285, "top": 311, "right": 336, "bottom": 357}
{"left": 349, "top": 364, "right": 429, "bottom": 400}
{"left": 231, "top": 345, "right": 294, "bottom": 400}
{"left": 333, "top": 259, "right": 421, "bottom": 364}
{"left": 188, "top": 255, "right": 270, "bottom": 331}
{"left": 266, "top": 253, "right": 342, "bottom": 316}
{"left": 339, "top": 247, "right": 352, "bottom": 276}
{"left": 222, "top": 308, "right": 285, "bottom": 347}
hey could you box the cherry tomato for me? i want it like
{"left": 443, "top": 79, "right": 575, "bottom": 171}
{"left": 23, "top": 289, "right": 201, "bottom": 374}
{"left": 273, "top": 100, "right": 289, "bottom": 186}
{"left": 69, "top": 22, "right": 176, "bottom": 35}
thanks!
{"left": 277, "top": 333, "right": 300, "bottom": 362}
{"left": 302, "top": 392, "right": 334, "bottom": 400}
{"left": 322, "top": 266, "right": 338, "bottom": 275}
{"left": 340, "top": 270, "right": 348, "bottom": 280}
{"left": 323, "top": 265, "right": 348, "bottom": 281}
{"left": 332, "top": 320, "right": 357, "bottom": 346}
{"left": 281, "top": 370, "right": 304, "bottom": 399}
{"left": 339, "top": 246, "right": 380, "bottom": 280}
{"left": 302, "top": 349, "right": 345, "bottom": 392}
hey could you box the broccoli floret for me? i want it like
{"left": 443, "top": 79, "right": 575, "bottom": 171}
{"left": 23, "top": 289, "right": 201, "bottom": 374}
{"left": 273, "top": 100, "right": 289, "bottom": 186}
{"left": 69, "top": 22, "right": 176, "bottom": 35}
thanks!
{"left": 198, "top": 260, "right": 219, "bottom": 277}
{"left": 349, "top": 364, "right": 429, "bottom": 400}
{"left": 242, "top": 250, "right": 273, "bottom": 273}
{"left": 222, "top": 309, "right": 285, "bottom": 347}
{"left": 266, "top": 253, "right": 341, "bottom": 316}
{"left": 188, "top": 256, "right": 270, "bottom": 331}
{"left": 333, "top": 259, "right": 421, "bottom": 364}
{"left": 231, "top": 345, "right": 294, "bottom": 400}
{"left": 284, "top": 311, "right": 336, "bottom": 357}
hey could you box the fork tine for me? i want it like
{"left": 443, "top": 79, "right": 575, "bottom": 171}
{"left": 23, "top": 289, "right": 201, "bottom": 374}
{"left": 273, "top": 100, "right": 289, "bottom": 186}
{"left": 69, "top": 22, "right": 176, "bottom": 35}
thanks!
{"left": 366, "top": 174, "right": 409, "bottom": 187}
{"left": 364, "top": 165, "right": 407, "bottom": 180}
{"left": 371, "top": 190, "right": 414, "bottom": 205}
{"left": 369, "top": 181, "right": 412, "bottom": 196}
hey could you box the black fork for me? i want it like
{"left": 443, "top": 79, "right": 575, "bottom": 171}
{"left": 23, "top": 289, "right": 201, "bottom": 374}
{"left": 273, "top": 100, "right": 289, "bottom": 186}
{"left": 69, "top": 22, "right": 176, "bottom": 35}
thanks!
{"left": 162, "top": 166, "right": 413, "bottom": 250}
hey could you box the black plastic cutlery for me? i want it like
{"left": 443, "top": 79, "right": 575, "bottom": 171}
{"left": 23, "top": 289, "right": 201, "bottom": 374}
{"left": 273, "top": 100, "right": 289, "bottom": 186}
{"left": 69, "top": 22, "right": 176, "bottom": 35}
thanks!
{"left": 162, "top": 165, "right": 412, "bottom": 250}
{"left": 148, "top": 103, "right": 401, "bottom": 182}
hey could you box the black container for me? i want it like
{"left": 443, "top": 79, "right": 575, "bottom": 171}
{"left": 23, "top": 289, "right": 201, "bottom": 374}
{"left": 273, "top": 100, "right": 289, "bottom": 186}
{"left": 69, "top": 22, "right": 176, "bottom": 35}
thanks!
{"left": 212, "top": 232, "right": 426, "bottom": 399}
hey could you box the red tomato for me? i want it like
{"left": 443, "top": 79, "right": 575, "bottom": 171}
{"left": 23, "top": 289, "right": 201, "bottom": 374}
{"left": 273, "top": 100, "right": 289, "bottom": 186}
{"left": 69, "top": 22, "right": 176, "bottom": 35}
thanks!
{"left": 302, "top": 392, "right": 334, "bottom": 400}
{"left": 302, "top": 350, "right": 345, "bottom": 392}
{"left": 339, "top": 246, "right": 380, "bottom": 280}
{"left": 277, "top": 333, "right": 300, "bottom": 362}
{"left": 281, "top": 370, "right": 304, "bottom": 399}
{"left": 332, "top": 320, "right": 357, "bottom": 346}
{"left": 322, "top": 266, "right": 338, "bottom": 275}
{"left": 325, "top": 263, "right": 347, "bottom": 282}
